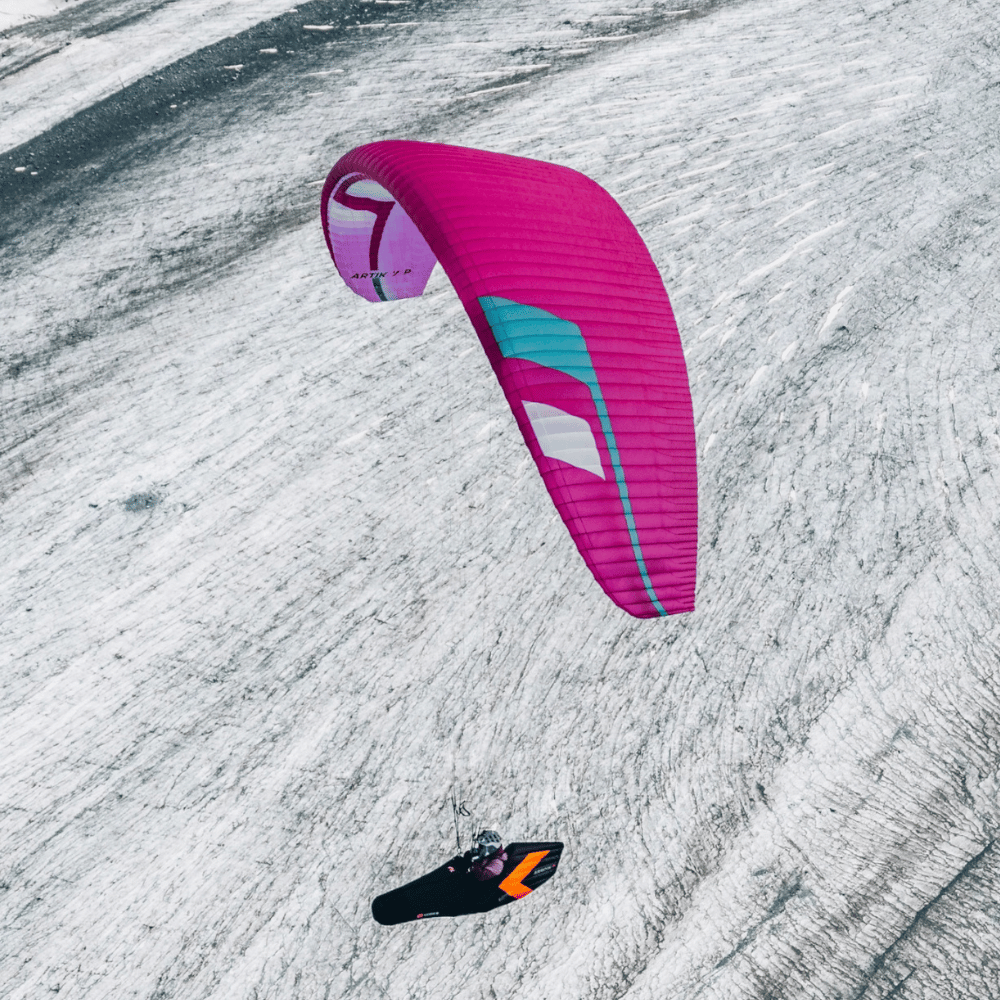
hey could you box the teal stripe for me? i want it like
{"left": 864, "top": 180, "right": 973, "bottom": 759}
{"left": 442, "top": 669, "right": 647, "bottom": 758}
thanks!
{"left": 479, "top": 296, "right": 666, "bottom": 616}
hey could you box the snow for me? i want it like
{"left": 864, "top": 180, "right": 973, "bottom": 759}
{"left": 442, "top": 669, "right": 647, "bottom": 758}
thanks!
{"left": 2, "top": 0, "right": 1000, "bottom": 997}
{"left": 0, "top": 0, "right": 84, "bottom": 33}
{"left": 0, "top": 1, "right": 303, "bottom": 154}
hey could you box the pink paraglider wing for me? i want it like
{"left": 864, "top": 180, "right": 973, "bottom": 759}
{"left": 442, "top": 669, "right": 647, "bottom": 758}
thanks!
{"left": 321, "top": 141, "right": 697, "bottom": 617}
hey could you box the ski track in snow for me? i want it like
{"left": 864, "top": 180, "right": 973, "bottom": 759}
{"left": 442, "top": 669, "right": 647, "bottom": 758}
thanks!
{"left": 2, "top": 0, "right": 1000, "bottom": 997}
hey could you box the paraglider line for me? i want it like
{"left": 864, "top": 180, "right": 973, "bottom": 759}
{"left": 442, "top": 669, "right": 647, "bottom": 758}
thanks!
{"left": 451, "top": 792, "right": 462, "bottom": 852}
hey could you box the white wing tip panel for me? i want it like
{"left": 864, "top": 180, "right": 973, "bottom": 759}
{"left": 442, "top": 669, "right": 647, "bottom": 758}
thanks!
{"left": 522, "top": 401, "right": 605, "bottom": 479}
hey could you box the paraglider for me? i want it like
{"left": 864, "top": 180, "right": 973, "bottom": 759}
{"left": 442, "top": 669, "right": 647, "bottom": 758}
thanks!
{"left": 321, "top": 140, "right": 697, "bottom": 618}
{"left": 372, "top": 832, "right": 564, "bottom": 925}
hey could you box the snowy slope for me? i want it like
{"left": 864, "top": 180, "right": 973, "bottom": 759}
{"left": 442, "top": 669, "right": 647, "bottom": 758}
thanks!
{"left": 2, "top": 0, "right": 1000, "bottom": 997}
{"left": 0, "top": 0, "right": 83, "bottom": 34}
{"left": 0, "top": 0, "right": 301, "bottom": 151}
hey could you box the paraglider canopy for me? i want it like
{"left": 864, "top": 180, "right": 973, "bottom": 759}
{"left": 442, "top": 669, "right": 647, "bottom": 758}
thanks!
{"left": 322, "top": 140, "right": 697, "bottom": 618}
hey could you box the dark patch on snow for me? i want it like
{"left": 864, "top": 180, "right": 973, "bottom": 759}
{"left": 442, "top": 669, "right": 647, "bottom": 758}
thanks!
{"left": 714, "top": 872, "right": 804, "bottom": 969}
{"left": 123, "top": 491, "right": 160, "bottom": 511}
{"left": 853, "top": 840, "right": 997, "bottom": 999}
{"left": 0, "top": 0, "right": 437, "bottom": 211}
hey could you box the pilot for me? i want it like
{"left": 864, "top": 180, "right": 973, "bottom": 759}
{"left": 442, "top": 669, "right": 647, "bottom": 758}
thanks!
{"left": 468, "top": 829, "right": 506, "bottom": 880}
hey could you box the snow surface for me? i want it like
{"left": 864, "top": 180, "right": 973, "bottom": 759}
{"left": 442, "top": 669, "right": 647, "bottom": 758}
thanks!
{"left": 0, "top": 1, "right": 304, "bottom": 151}
{"left": 0, "top": 0, "right": 82, "bottom": 34}
{"left": 2, "top": 0, "right": 1000, "bottom": 997}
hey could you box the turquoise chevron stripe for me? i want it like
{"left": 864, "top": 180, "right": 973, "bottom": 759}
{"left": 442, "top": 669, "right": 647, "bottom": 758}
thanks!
{"left": 479, "top": 296, "right": 666, "bottom": 616}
